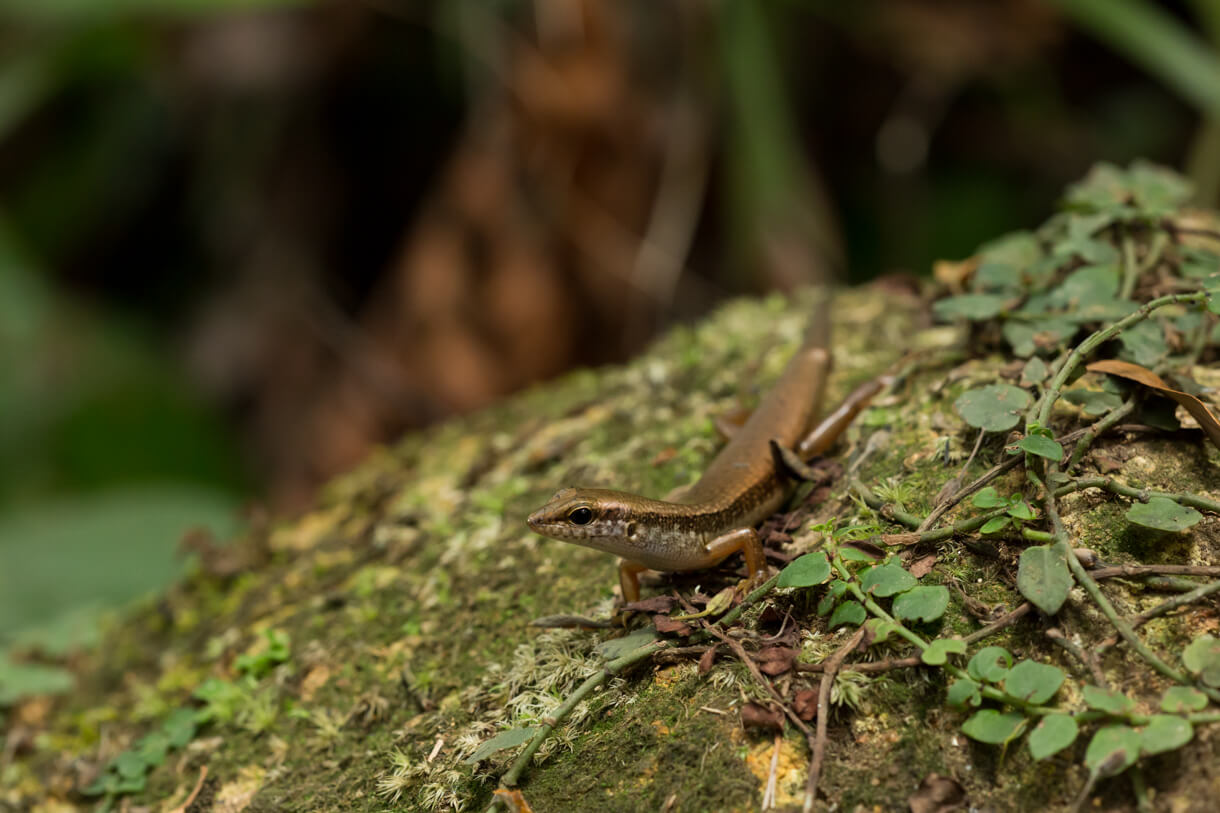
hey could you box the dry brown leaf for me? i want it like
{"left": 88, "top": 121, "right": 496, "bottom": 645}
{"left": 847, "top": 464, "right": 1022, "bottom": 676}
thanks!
{"left": 167, "top": 766, "right": 208, "bottom": 813}
{"left": 909, "top": 554, "right": 939, "bottom": 579}
{"left": 698, "top": 645, "right": 717, "bottom": 675}
{"left": 933, "top": 257, "right": 978, "bottom": 293}
{"left": 1087, "top": 359, "right": 1220, "bottom": 449}
{"left": 621, "top": 596, "right": 676, "bottom": 614}
{"left": 756, "top": 647, "right": 797, "bottom": 676}
{"left": 492, "top": 788, "right": 535, "bottom": 813}
{"left": 299, "top": 665, "right": 331, "bottom": 702}
{"left": 652, "top": 614, "right": 693, "bottom": 637}
{"left": 740, "top": 702, "right": 784, "bottom": 732}
{"left": 792, "top": 689, "right": 818, "bottom": 721}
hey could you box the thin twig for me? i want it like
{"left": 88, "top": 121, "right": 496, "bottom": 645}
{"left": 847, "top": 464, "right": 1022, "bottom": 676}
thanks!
{"left": 1096, "top": 578, "right": 1220, "bottom": 654}
{"left": 805, "top": 628, "right": 864, "bottom": 813}
{"left": 878, "top": 504, "right": 1011, "bottom": 546}
{"left": 1032, "top": 292, "right": 1207, "bottom": 430}
{"left": 1090, "top": 564, "right": 1220, "bottom": 580}
{"left": 1045, "top": 628, "right": 1107, "bottom": 687}
{"left": 795, "top": 656, "right": 919, "bottom": 675}
{"left": 964, "top": 603, "right": 1033, "bottom": 644}
{"left": 168, "top": 765, "right": 208, "bottom": 813}
{"left": 763, "top": 734, "right": 781, "bottom": 811}
{"left": 1057, "top": 477, "right": 1220, "bottom": 514}
{"left": 1118, "top": 232, "right": 1146, "bottom": 301}
{"left": 919, "top": 429, "right": 985, "bottom": 531}
{"left": 1066, "top": 397, "right": 1137, "bottom": 471}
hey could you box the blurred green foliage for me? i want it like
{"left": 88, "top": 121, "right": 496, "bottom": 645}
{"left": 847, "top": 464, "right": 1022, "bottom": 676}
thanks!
{"left": 0, "top": 0, "right": 261, "bottom": 696}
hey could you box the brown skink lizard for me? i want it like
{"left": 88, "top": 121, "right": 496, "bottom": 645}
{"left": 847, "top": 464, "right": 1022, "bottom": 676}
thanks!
{"left": 526, "top": 302, "right": 885, "bottom": 602}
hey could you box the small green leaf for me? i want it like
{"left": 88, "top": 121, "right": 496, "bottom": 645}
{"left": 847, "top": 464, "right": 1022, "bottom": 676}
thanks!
{"left": 1182, "top": 635, "right": 1220, "bottom": 687}
{"left": 1022, "top": 356, "right": 1049, "bottom": 385}
{"left": 977, "top": 230, "right": 1041, "bottom": 274}
{"left": 1003, "top": 318, "right": 1077, "bottom": 357}
{"left": 816, "top": 593, "right": 837, "bottom": 617}
{"left": 1125, "top": 497, "right": 1203, "bottom": 533}
{"left": 777, "top": 552, "right": 831, "bottom": 588}
{"left": 1006, "top": 498, "right": 1037, "bottom": 521}
{"left": 1075, "top": 297, "right": 1138, "bottom": 322}
{"left": 1029, "top": 714, "right": 1078, "bottom": 761}
{"left": 946, "top": 677, "right": 982, "bottom": 708}
{"left": 980, "top": 516, "right": 1011, "bottom": 535}
{"left": 933, "top": 294, "right": 1012, "bottom": 321}
{"left": 973, "top": 261, "right": 1022, "bottom": 292}
{"left": 837, "top": 547, "right": 878, "bottom": 563}
{"left": 863, "top": 618, "right": 897, "bottom": 645}
{"left": 161, "top": 708, "right": 198, "bottom": 748}
{"left": 1140, "top": 715, "right": 1193, "bottom": 756}
{"left": 1180, "top": 247, "right": 1220, "bottom": 279}
{"left": 828, "top": 579, "right": 848, "bottom": 597}
{"left": 1002, "top": 660, "right": 1065, "bottom": 705}
{"left": 1017, "top": 545, "right": 1073, "bottom": 615}
{"left": 967, "top": 646, "right": 1013, "bottom": 683}
{"left": 961, "top": 709, "right": 1027, "bottom": 745}
{"left": 1160, "top": 686, "right": 1208, "bottom": 713}
{"left": 1062, "top": 388, "right": 1124, "bottom": 417}
{"left": 860, "top": 563, "right": 917, "bottom": 597}
{"left": 828, "top": 600, "right": 866, "bottom": 629}
{"left": 1127, "top": 161, "right": 1194, "bottom": 213}
{"left": 136, "top": 732, "right": 169, "bottom": 767}
{"left": 0, "top": 655, "right": 75, "bottom": 705}
{"left": 114, "top": 775, "right": 148, "bottom": 794}
{"left": 464, "top": 727, "right": 540, "bottom": 764}
{"left": 1016, "top": 434, "right": 1064, "bottom": 462}
{"left": 234, "top": 628, "right": 291, "bottom": 679}
{"left": 922, "top": 638, "right": 967, "bottom": 666}
{"left": 1083, "top": 685, "right": 1135, "bottom": 715}
{"left": 192, "top": 678, "right": 244, "bottom": 724}
{"left": 1118, "top": 319, "right": 1168, "bottom": 368}
{"left": 972, "top": 487, "right": 1006, "bottom": 509}
{"left": 1048, "top": 264, "right": 1119, "bottom": 309}
{"left": 893, "top": 585, "right": 950, "bottom": 623}
{"left": 1085, "top": 725, "right": 1140, "bottom": 776}
{"left": 954, "top": 384, "right": 1032, "bottom": 432}
{"left": 82, "top": 772, "right": 119, "bottom": 796}
{"left": 114, "top": 749, "right": 148, "bottom": 780}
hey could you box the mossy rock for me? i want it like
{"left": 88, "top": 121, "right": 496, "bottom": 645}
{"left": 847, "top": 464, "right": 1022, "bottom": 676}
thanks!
{"left": 7, "top": 181, "right": 1220, "bottom": 810}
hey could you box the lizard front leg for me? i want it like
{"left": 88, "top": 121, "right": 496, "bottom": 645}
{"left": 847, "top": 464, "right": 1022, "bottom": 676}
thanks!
{"left": 704, "top": 527, "right": 766, "bottom": 591}
{"left": 618, "top": 559, "right": 650, "bottom": 604}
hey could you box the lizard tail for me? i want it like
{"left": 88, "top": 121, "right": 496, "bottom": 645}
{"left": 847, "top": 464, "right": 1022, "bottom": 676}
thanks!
{"left": 801, "top": 293, "right": 833, "bottom": 351}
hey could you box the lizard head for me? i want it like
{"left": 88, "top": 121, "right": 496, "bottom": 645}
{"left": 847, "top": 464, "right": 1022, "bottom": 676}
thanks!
{"left": 526, "top": 487, "right": 647, "bottom": 556}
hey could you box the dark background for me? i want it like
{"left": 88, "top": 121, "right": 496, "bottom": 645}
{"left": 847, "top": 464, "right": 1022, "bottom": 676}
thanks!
{"left": 2, "top": 0, "right": 1219, "bottom": 649}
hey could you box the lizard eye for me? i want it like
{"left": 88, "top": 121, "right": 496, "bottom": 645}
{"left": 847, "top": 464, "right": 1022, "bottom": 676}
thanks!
{"left": 567, "top": 507, "right": 594, "bottom": 525}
